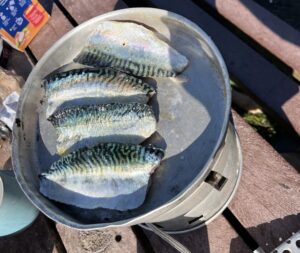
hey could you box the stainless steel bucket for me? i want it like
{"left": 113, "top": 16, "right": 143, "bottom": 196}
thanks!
{"left": 12, "top": 8, "right": 241, "bottom": 232}
{"left": 141, "top": 122, "right": 242, "bottom": 233}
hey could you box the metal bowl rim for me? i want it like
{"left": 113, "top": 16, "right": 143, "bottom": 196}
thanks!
{"left": 12, "top": 7, "right": 231, "bottom": 228}
{"left": 139, "top": 122, "right": 243, "bottom": 234}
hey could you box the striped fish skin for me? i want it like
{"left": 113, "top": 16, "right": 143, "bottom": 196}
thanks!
{"left": 74, "top": 21, "right": 189, "bottom": 77}
{"left": 44, "top": 68, "right": 155, "bottom": 117}
{"left": 48, "top": 103, "right": 157, "bottom": 155}
{"left": 39, "top": 143, "right": 165, "bottom": 210}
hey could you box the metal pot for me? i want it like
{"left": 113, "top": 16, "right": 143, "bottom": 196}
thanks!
{"left": 0, "top": 175, "right": 3, "bottom": 206}
{"left": 12, "top": 8, "right": 241, "bottom": 232}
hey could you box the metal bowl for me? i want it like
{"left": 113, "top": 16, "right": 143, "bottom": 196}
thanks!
{"left": 0, "top": 175, "right": 3, "bottom": 206}
{"left": 12, "top": 8, "right": 233, "bottom": 229}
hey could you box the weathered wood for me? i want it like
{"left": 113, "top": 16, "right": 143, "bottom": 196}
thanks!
{"left": 0, "top": 215, "right": 60, "bottom": 253}
{"left": 202, "top": 0, "right": 300, "bottom": 75}
{"left": 230, "top": 110, "right": 300, "bottom": 252}
{"left": 144, "top": 215, "right": 251, "bottom": 253}
{"left": 59, "top": 0, "right": 127, "bottom": 24}
{"left": 56, "top": 225, "right": 145, "bottom": 253}
{"left": 28, "top": 0, "right": 126, "bottom": 60}
{"left": 29, "top": 4, "right": 73, "bottom": 60}
{"left": 144, "top": 0, "right": 300, "bottom": 136}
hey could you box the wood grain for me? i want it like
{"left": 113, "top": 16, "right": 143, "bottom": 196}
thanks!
{"left": 231, "top": 110, "right": 300, "bottom": 252}
{"left": 29, "top": 4, "right": 73, "bottom": 60}
{"left": 56, "top": 225, "right": 145, "bottom": 253}
{"left": 145, "top": 0, "right": 300, "bottom": 136}
{"left": 203, "top": 0, "right": 300, "bottom": 76}
{"left": 59, "top": 0, "right": 127, "bottom": 24}
{"left": 144, "top": 215, "right": 251, "bottom": 253}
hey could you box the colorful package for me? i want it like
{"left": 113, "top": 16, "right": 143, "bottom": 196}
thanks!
{"left": 0, "top": 0, "right": 49, "bottom": 51}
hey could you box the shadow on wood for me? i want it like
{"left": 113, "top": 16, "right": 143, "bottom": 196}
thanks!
{"left": 140, "top": 0, "right": 300, "bottom": 138}
{"left": 143, "top": 226, "right": 210, "bottom": 253}
{"left": 230, "top": 214, "right": 300, "bottom": 252}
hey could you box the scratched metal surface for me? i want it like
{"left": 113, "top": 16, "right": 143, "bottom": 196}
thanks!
{"left": 12, "top": 8, "right": 231, "bottom": 229}
{"left": 0, "top": 175, "right": 3, "bottom": 207}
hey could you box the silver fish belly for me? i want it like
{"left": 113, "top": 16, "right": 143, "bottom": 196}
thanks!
{"left": 44, "top": 68, "right": 155, "bottom": 117}
{"left": 39, "top": 143, "right": 165, "bottom": 210}
{"left": 48, "top": 103, "right": 157, "bottom": 155}
{"left": 74, "top": 21, "right": 189, "bottom": 77}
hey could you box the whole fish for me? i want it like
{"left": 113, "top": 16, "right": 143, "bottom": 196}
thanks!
{"left": 48, "top": 103, "right": 157, "bottom": 155}
{"left": 39, "top": 143, "right": 164, "bottom": 210}
{"left": 74, "top": 21, "right": 189, "bottom": 77}
{"left": 43, "top": 68, "right": 155, "bottom": 117}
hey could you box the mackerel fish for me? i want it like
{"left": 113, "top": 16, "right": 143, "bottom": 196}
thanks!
{"left": 44, "top": 68, "right": 155, "bottom": 117}
{"left": 39, "top": 143, "right": 164, "bottom": 210}
{"left": 48, "top": 103, "right": 157, "bottom": 155}
{"left": 74, "top": 21, "right": 189, "bottom": 77}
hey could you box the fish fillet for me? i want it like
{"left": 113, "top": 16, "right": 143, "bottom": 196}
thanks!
{"left": 39, "top": 143, "right": 164, "bottom": 210}
{"left": 48, "top": 103, "right": 157, "bottom": 155}
{"left": 74, "top": 21, "right": 189, "bottom": 77}
{"left": 44, "top": 68, "right": 155, "bottom": 117}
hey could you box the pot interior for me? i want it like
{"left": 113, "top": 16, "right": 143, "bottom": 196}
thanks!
{"left": 13, "top": 8, "right": 230, "bottom": 228}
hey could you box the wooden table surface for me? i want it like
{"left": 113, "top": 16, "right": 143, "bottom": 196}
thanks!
{"left": 1, "top": 0, "right": 300, "bottom": 252}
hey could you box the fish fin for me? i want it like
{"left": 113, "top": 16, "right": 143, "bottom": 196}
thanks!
{"left": 169, "top": 74, "right": 189, "bottom": 85}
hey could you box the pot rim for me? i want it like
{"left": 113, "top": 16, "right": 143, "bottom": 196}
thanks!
{"left": 12, "top": 8, "right": 231, "bottom": 229}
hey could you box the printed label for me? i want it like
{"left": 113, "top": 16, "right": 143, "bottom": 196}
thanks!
{"left": 0, "top": 0, "right": 49, "bottom": 51}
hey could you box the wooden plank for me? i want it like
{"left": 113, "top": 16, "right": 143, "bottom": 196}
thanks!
{"left": 56, "top": 225, "right": 146, "bottom": 253}
{"left": 28, "top": 4, "right": 73, "bottom": 60}
{"left": 230, "top": 110, "right": 300, "bottom": 252}
{"left": 0, "top": 215, "right": 61, "bottom": 253}
{"left": 143, "top": 215, "right": 251, "bottom": 253}
{"left": 59, "top": 0, "right": 127, "bottom": 24}
{"left": 202, "top": 0, "right": 300, "bottom": 75}
{"left": 144, "top": 0, "right": 300, "bottom": 136}
{"left": 28, "top": 0, "right": 126, "bottom": 59}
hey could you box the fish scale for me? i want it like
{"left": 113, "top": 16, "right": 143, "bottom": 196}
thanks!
{"left": 74, "top": 21, "right": 189, "bottom": 77}
{"left": 48, "top": 103, "right": 157, "bottom": 155}
{"left": 39, "top": 143, "right": 164, "bottom": 210}
{"left": 44, "top": 67, "right": 155, "bottom": 117}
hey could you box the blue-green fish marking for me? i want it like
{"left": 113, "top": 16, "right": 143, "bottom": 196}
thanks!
{"left": 39, "top": 143, "right": 165, "bottom": 210}
{"left": 74, "top": 21, "right": 189, "bottom": 77}
{"left": 48, "top": 103, "right": 157, "bottom": 155}
{"left": 44, "top": 67, "right": 155, "bottom": 117}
